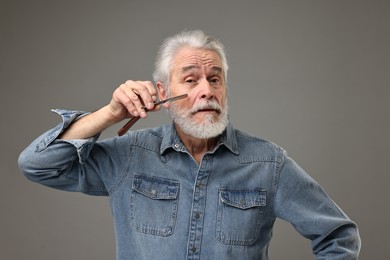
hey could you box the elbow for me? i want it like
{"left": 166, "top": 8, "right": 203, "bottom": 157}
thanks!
{"left": 314, "top": 222, "right": 361, "bottom": 259}
{"left": 339, "top": 225, "right": 361, "bottom": 259}
{"left": 338, "top": 222, "right": 361, "bottom": 258}
{"left": 18, "top": 147, "right": 51, "bottom": 183}
{"left": 350, "top": 225, "right": 362, "bottom": 258}
{"left": 342, "top": 222, "right": 361, "bottom": 256}
{"left": 18, "top": 148, "right": 37, "bottom": 182}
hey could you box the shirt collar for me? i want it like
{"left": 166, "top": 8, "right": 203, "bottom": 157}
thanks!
{"left": 160, "top": 122, "right": 239, "bottom": 155}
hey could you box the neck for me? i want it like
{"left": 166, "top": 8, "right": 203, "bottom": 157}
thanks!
{"left": 175, "top": 124, "right": 219, "bottom": 164}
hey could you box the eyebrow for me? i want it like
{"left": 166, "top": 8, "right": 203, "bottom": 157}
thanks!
{"left": 210, "top": 66, "right": 223, "bottom": 74}
{"left": 181, "top": 65, "right": 199, "bottom": 74}
{"left": 180, "top": 65, "right": 223, "bottom": 74}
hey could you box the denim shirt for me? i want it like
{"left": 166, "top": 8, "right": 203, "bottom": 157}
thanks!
{"left": 18, "top": 109, "right": 360, "bottom": 260}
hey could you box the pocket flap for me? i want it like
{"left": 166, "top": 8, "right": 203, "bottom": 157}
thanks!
{"left": 219, "top": 188, "right": 266, "bottom": 209}
{"left": 133, "top": 175, "right": 179, "bottom": 200}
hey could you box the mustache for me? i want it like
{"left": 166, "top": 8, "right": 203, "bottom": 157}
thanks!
{"left": 190, "top": 100, "right": 222, "bottom": 114}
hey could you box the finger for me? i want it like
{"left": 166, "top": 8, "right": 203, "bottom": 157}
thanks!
{"left": 121, "top": 80, "right": 157, "bottom": 118}
{"left": 122, "top": 83, "right": 150, "bottom": 117}
{"left": 115, "top": 85, "right": 141, "bottom": 117}
{"left": 134, "top": 81, "right": 158, "bottom": 110}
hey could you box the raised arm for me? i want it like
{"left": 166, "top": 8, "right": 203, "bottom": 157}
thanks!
{"left": 18, "top": 80, "right": 160, "bottom": 195}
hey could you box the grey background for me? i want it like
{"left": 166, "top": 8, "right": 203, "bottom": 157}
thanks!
{"left": 1, "top": 0, "right": 389, "bottom": 259}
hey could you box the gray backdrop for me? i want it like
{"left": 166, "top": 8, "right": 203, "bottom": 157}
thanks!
{"left": 1, "top": 1, "right": 389, "bottom": 259}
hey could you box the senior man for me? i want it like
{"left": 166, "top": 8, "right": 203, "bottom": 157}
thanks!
{"left": 19, "top": 30, "right": 360, "bottom": 259}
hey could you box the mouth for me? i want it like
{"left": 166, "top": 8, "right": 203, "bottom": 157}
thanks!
{"left": 187, "top": 100, "right": 223, "bottom": 117}
{"left": 193, "top": 107, "right": 221, "bottom": 114}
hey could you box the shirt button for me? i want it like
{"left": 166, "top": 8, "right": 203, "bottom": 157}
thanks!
{"left": 174, "top": 144, "right": 179, "bottom": 148}
{"left": 195, "top": 213, "right": 200, "bottom": 219}
{"left": 191, "top": 247, "right": 197, "bottom": 253}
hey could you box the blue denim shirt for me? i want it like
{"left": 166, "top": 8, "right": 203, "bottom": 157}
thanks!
{"left": 18, "top": 109, "right": 360, "bottom": 260}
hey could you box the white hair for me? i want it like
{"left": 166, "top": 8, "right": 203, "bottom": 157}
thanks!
{"left": 152, "top": 30, "right": 229, "bottom": 90}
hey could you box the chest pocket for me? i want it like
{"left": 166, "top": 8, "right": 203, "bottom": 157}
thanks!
{"left": 216, "top": 187, "right": 266, "bottom": 246}
{"left": 131, "top": 174, "right": 179, "bottom": 237}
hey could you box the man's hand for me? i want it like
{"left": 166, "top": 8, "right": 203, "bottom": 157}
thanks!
{"left": 109, "top": 80, "right": 159, "bottom": 121}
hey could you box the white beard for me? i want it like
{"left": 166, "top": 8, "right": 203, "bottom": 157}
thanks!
{"left": 168, "top": 99, "right": 229, "bottom": 139}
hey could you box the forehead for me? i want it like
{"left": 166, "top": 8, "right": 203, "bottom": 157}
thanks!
{"left": 172, "top": 47, "right": 223, "bottom": 73}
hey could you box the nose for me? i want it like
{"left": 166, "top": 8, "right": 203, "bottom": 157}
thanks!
{"left": 198, "top": 79, "right": 214, "bottom": 99}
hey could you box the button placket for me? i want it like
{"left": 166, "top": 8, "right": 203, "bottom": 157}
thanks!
{"left": 186, "top": 156, "right": 212, "bottom": 259}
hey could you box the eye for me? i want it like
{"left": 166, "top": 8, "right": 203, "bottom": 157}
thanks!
{"left": 209, "top": 77, "right": 221, "bottom": 84}
{"left": 184, "top": 77, "right": 198, "bottom": 84}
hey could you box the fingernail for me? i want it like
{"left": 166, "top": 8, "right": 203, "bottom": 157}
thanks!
{"left": 148, "top": 102, "right": 155, "bottom": 109}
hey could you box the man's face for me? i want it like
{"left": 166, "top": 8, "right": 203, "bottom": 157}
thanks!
{"left": 163, "top": 47, "right": 228, "bottom": 139}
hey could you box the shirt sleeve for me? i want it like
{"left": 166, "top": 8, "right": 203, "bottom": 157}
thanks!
{"left": 274, "top": 152, "right": 361, "bottom": 259}
{"left": 18, "top": 109, "right": 112, "bottom": 196}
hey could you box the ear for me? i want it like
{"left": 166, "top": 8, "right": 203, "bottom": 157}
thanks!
{"left": 156, "top": 82, "right": 170, "bottom": 108}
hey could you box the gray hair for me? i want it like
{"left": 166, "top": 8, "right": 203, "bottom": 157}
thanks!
{"left": 152, "top": 30, "right": 229, "bottom": 90}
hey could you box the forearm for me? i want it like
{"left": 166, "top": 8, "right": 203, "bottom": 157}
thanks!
{"left": 59, "top": 105, "right": 119, "bottom": 140}
{"left": 59, "top": 80, "right": 159, "bottom": 140}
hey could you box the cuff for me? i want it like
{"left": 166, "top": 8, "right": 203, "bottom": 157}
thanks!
{"left": 35, "top": 109, "right": 100, "bottom": 163}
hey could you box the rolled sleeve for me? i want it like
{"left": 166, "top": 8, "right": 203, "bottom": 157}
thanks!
{"left": 35, "top": 109, "right": 99, "bottom": 163}
{"left": 18, "top": 109, "right": 108, "bottom": 195}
